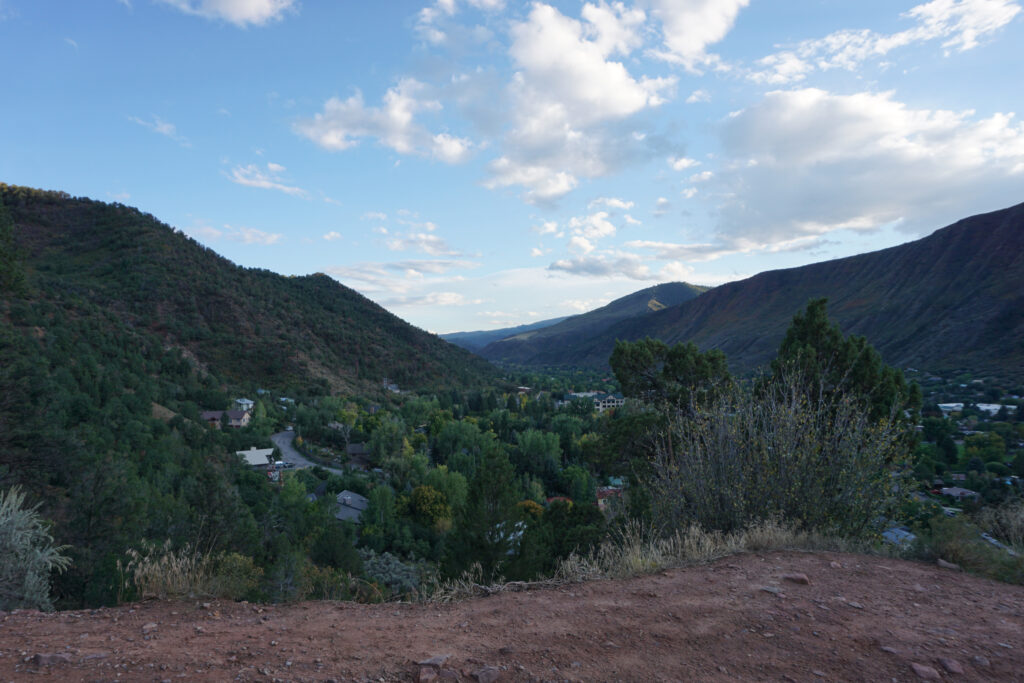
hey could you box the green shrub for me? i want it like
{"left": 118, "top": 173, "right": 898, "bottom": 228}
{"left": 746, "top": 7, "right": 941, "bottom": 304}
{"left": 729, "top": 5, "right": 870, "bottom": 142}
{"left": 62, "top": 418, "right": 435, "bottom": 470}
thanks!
{"left": 923, "top": 515, "right": 1024, "bottom": 584}
{"left": 0, "top": 486, "right": 70, "bottom": 611}
{"left": 646, "top": 373, "right": 908, "bottom": 536}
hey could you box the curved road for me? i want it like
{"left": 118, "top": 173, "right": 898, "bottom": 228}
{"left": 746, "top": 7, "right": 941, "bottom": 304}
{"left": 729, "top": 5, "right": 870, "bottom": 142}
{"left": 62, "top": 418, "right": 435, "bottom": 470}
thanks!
{"left": 270, "top": 431, "right": 347, "bottom": 476}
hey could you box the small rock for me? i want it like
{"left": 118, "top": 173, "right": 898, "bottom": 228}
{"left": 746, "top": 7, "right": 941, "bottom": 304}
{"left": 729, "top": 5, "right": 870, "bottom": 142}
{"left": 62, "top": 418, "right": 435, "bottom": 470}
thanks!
{"left": 438, "top": 670, "right": 460, "bottom": 680}
{"left": 141, "top": 622, "right": 158, "bottom": 634}
{"left": 812, "top": 671, "right": 826, "bottom": 677}
{"left": 912, "top": 583, "right": 926, "bottom": 592}
{"left": 972, "top": 655, "right": 990, "bottom": 667}
{"left": 911, "top": 662, "right": 940, "bottom": 680}
{"left": 881, "top": 646, "right": 899, "bottom": 655}
{"left": 32, "top": 653, "right": 71, "bottom": 666}
{"left": 418, "top": 667, "right": 438, "bottom": 682}
{"left": 783, "top": 573, "right": 811, "bottom": 585}
{"left": 998, "top": 642, "right": 1013, "bottom": 649}
{"left": 761, "top": 586, "right": 781, "bottom": 595}
{"left": 472, "top": 665, "right": 501, "bottom": 683}
{"left": 829, "top": 561, "right": 842, "bottom": 569}
{"left": 936, "top": 558, "right": 960, "bottom": 571}
{"left": 419, "top": 654, "right": 452, "bottom": 667}
{"left": 848, "top": 601, "right": 864, "bottom": 609}
{"left": 939, "top": 658, "right": 963, "bottom": 674}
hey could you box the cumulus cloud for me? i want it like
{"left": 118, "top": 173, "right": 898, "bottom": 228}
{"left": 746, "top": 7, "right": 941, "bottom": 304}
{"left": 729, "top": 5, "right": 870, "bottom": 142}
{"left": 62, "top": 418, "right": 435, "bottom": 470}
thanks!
{"left": 295, "top": 78, "right": 473, "bottom": 163}
{"left": 749, "top": 0, "right": 1022, "bottom": 84}
{"left": 386, "top": 231, "right": 459, "bottom": 256}
{"left": 531, "top": 220, "right": 559, "bottom": 235}
{"left": 715, "top": 87, "right": 1024, "bottom": 240}
{"left": 322, "top": 231, "right": 342, "bottom": 241}
{"left": 589, "top": 196, "right": 634, "bottom": 209}
{"left": 686, "top": 88, "right": 711, "bottom": 103}
{"left": 227, "top": 162, "right": 308, "bottom": 197}
{"left": 548, "top": 252, "right": 653, "bottom": 279}
{"left": 569, "top": 211, "right": 617, "bottom": 239}
{"left": 653, "top": 196, "right": 670, "bottom": 216}
{"left": 382, "top": 291, "right": 482, "bottom": 307}
{"left": 668, "top": 156, "right": 700, "bottom": 170}
{"left": 129, "top": 114, "right": 190, "bottom": 146}
{"left": 484, "top": 2, "right": 675, "bottom": 203}
{"left": 156, "top": 0, "right": 296, "bottom": 26}
{"left": 642, "top": 0, "right": 750, "bottom": 71}
{"left": 485, "top": 157, "right": 578, "bottom": 204}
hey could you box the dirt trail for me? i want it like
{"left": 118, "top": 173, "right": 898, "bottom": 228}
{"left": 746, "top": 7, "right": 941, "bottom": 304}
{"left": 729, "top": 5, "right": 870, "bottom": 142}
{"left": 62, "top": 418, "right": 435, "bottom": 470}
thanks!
{"left": 1, "top": 551, "right": 1021, "bottom": 682}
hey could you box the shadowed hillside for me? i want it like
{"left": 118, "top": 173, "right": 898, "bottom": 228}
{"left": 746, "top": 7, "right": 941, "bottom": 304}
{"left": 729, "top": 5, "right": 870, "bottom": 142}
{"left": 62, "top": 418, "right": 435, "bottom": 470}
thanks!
{"left": 483, "top": 203, "right": 1024, "bottom": 380}
{"left": 479, "top": 281, "right": 707, "bottom": 365}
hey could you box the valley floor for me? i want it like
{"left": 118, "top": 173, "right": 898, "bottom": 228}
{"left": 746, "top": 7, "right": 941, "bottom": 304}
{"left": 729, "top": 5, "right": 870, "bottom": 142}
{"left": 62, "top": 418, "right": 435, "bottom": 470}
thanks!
{"left": 1, "top": 550, "right": 1021, "bottom": 682}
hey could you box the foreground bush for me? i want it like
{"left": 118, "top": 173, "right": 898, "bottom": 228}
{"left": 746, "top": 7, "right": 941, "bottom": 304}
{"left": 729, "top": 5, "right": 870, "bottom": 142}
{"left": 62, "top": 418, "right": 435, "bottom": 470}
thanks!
{"left": 119, "top": 541, "right": 263, "bottom": 601}
{"left": 0, "top": 486, "right": 70, "bottom": 611}
{"left": 647, "top": 373, "right": 908, "bottom": 536}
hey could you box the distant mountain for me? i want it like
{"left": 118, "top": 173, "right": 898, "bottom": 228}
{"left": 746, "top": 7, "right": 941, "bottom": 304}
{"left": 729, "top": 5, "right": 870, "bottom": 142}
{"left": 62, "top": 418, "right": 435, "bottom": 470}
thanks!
{"left": 482, "top": 202, "right": 1024, "bottom": 381}
{"left": 478, "top": 282, "right": 708, "bottom": 365}
{"left": 0, "top": 184, "right": 498, "bottom": 394}
{"left": 442, "top": 317, "right": 569, "bottom": 352}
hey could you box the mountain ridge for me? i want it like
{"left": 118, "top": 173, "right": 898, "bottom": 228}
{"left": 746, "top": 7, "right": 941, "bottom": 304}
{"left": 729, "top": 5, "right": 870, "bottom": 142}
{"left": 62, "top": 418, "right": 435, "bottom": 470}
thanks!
{"left": 1, "top": 183, "right": 498, "bottom": 394}
{"left": 480, "top": 202, "right": 1024, "bottom": 380}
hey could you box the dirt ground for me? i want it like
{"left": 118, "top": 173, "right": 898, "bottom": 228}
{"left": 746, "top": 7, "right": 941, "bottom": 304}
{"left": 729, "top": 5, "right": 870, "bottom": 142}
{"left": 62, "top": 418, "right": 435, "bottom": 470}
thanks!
{"left": 1, "top": 550, "right": 1021, "bottom": 682}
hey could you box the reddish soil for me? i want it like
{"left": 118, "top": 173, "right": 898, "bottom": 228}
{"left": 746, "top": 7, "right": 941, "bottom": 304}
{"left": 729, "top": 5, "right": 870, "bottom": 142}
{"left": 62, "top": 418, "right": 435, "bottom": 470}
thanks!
{"left": 1, "top": 551, "right": 1022, "bottom": 682}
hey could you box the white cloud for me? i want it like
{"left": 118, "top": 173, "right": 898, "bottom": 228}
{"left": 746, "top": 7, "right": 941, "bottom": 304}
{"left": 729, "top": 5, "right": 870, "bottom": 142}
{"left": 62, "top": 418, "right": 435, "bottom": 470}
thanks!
{"left": 569, "top": 211, "right": 617, "bottom": 239}
{"left": 156, "top": 0, "right": 296, "bottom": 26}
{"left": 295, "top": 78, "right": 473, "bottom": 164}
{"left": 660, "top": 261, "right": 695, "bottom": 280}
{"left": 626, "top": 239, "right": 740, "bottom": 262}
{"left": 386, "top": 232, "right": 459, "bottom": 256}
{"left": 642, "top": 0, "right": 750, "bottom": 71}
{"left": 589, "top": 196, "right": 634, "bottom": 209}
{"left": 623, "top": 214, "right": 641, "bottom": 225}
{"left": 681, "top": 187, "right": 698, "bottom": 199}
{"left": 227, "top": 162, "right": 308, "bottom": 198}
{"left": 129, "top": 114, "right": 190, "bottom": 146}
{"left": 485, "top": 157, "right": 578, "bottom": 204}
{"left": 549, "top": 252, "right": 653, "bottom": 279}
{"left": 383, "top": 291, "right": 481, "bottom": 307}
{"left": 530, "top": 247, "right": 545, "bottom": 257}
{"left": 688, "top": 170, "right": 713, "bottom": 182}
{"left": 190, "top": 222, "right": 283, "bottom": 245}
{"left": 750, "top": 0, "right": 1022, "bottom": 84}
{"left": 532, "top": 220, "right": 559, "bottom": 235}
{"left": 485, "top": 2, "right": 675, "bottom": 203}
{"left": 653, "top": 196, "right": 670, "bottom": 216}
{"left": 568, "top": 235, "right": 595, "bottom": 254}
{"left": 322, "top": 231, "right": 342, "bottom": 241}
{"left": 64, "top": 37, "right": 78, "bottom": 50}
{"left": 716, "top": 88, "right": 1024, "bottom": 240}
{"left": 362, "top": 211, "right": 388, "bottom": 221}
{"left": 668, "top": 156, "right": 700, "bottom": 170}
{"left": 686, "top": 88, "right": 711, "bottom": 103}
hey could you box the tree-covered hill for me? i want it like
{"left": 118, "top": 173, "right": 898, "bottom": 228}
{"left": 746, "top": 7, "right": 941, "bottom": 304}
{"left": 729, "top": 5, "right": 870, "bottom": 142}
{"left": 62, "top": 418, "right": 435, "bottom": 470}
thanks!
{"left": 482, "top": 202, "right": 1024, "bottom": 381}
{"left": 1, "top": 184, "right": 497, "bottom": 394}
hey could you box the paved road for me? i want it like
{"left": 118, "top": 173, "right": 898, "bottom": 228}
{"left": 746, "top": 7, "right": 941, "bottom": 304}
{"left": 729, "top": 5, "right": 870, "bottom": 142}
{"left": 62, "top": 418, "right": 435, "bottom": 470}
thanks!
{"left": 270, "top": 431, "right": 347, "bottom": 476}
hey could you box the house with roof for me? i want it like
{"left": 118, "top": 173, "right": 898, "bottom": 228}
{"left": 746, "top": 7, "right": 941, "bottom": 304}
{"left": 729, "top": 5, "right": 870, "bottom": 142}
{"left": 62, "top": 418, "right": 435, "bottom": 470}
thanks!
{"left": 236, "top": 446, "right": 275, "bottom": 468}
{"left": 334, "top": 490, "right": 369, "bottom": 523}
{"left": 593, "top": 393, "right": 625, "bottom": 413}
{"left": 200, "top": 410, "right": 224, "bottom": 429}
{"left": 235, "top": 398, "right": 255, "bottom": 413}
{"left": 940, "top": 486, "right": 980, "bottom": 502}
{"left": 225, "top": 410, "right": 251, "bottom": 429}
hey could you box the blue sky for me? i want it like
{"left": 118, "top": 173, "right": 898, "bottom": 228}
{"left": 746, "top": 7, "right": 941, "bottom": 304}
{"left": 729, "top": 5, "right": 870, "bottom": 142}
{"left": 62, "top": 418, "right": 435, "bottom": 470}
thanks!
{"left": 2, "top": 0, "right": 1022, "bottom": 333}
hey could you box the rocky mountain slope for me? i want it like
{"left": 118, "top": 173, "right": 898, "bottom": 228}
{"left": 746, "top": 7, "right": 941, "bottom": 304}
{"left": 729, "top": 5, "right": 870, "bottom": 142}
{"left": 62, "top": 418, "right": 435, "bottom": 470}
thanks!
{"left": 1, "top": 551, "right": 1020, "bottom": 681}
{"left": 482, "top": 202, "right": 1024, "bottom": 380}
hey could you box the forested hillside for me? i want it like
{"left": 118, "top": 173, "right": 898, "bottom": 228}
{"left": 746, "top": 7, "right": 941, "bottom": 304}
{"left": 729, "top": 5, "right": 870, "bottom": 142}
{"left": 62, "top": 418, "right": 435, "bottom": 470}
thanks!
{"left": 0, "top": 184, "right": 497, "bottom": 394}
{"left": 484, "top": 203, "right": 1024, "bottom": 381}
